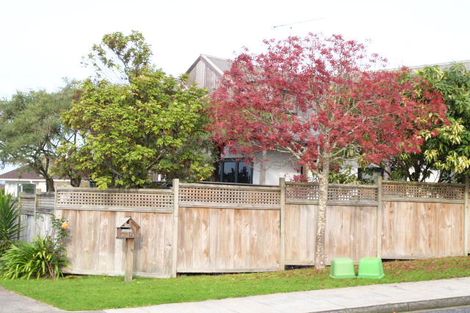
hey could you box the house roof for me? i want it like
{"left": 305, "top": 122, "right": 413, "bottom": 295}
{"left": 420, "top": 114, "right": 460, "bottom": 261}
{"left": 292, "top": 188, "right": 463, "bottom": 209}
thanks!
{"left": 413, "top": 60, "right": 470, "bottom": 71}
{"left": 192, "top": 53, "right": 470, "bottom": 75}
{"left": 0, "top": 166, "right": 44, "bottom": 180}
{"left": 205, "top": 55, "right": 232, "bottom": 73}
{"left": 393, "top": 60, "right": 470, "bottom": 71}
{"left": 186, "top": 54, "right": 232, "bottom": 77}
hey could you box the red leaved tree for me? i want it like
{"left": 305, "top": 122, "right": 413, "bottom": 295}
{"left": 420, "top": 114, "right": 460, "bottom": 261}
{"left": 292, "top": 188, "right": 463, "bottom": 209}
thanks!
{"left": 211, "top": 33, "right": 447, "bottom": 268}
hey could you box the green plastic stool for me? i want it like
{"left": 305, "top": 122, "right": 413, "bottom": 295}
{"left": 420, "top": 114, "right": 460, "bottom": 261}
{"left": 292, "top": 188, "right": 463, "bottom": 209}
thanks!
{"left": 358, "top": 257, "right": 385, "bottom": 279}
{"left": 330, "top": 257, "right": 356, "bottom": 279}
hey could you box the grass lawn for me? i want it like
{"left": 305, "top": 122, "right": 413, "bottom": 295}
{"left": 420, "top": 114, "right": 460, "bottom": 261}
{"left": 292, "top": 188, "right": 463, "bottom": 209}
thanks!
{"left": 1, "top": 256, "right": 470, "bottom": 311}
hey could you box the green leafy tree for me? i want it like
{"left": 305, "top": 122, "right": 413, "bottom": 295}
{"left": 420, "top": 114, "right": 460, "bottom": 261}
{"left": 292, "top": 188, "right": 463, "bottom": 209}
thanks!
{"left": 84, "top": 30, "right": 152, "bottom": 83}
{"left": 389, "top": 64, "right": 470, "bottom": 182}
{"left": 0, "top": 84, "right": 77, "bottom": 191}
{"left": 53, "top": 139, "right": 86, "bottom": 188}
{"left": 62, "top": 31, "right": 214, "bottom": 188}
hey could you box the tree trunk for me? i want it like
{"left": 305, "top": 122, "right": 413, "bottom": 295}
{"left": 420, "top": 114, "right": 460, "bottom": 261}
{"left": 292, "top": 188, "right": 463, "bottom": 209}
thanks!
{"left": 314, "top": 155, "right": 330, "bottom": 269}
{"left": 45, "top": 176, "right": 55, "bottom": 192}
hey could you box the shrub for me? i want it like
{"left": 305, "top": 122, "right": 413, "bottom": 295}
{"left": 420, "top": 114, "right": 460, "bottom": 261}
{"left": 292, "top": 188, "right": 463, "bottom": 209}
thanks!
{"left": 0, "top": 217, "right": 69, "bottom": 279}
{"left": 0, "top": 192, "right": 21, "bottom": 255}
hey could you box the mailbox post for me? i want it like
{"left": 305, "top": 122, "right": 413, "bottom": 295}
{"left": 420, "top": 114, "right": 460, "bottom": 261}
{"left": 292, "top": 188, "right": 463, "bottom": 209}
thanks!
{"left": 116, "top": 217, "right": 140, "bottom": 282}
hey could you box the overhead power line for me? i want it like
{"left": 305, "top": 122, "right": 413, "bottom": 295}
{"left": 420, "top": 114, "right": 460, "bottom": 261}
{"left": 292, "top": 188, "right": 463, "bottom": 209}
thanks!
{"left": 272, "top": 17, "right": 325, "bottom": 30}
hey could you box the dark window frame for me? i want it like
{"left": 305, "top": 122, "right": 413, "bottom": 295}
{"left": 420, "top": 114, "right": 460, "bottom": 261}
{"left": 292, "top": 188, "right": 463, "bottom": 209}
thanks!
{"left": 218, "top": 158, "right": 254, "bottom": 184}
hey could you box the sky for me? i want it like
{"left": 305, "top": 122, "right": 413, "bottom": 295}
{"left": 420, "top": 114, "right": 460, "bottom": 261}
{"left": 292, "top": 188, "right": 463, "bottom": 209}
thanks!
{"left": 0, "top": 0, "right": 469, "bottom": 173}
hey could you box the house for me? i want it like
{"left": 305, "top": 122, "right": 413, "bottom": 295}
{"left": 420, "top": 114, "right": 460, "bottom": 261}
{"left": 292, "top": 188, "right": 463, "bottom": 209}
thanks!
{"left": 188, "top": 55, "right": 470, "bottom": 185}
{"left": 0, "top": 166, "right": 72, "bottom": 196}
{"left": 187, "top": 54, "right": 301, "bottom": 185}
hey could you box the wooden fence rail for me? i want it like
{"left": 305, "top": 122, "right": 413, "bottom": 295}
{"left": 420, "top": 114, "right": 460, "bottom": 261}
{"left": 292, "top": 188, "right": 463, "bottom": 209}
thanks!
{"left": 18, "top": 178, "right": 470, "bottom": 278}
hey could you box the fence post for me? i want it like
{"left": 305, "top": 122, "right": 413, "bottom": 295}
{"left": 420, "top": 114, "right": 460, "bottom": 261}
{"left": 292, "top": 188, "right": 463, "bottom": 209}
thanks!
{"left": 17, "top": 195, "right": 22, "bottom": 241}
{"left": 376, "top": 176, "right": 383, "bottom": 258}
{"left": 33, "top": 193, "right": 38, "bottom": 239}
{"left": 465, "top": 177, "right": 469, "bottom": 255}
{"left": 53, "top": 191, "right": 60, "bottom": 218}
{"left": 279, "top": 177, "right": 286, "bottom": 270}
{"left": 171, "top": 179, "right": 180, "bottom": 277}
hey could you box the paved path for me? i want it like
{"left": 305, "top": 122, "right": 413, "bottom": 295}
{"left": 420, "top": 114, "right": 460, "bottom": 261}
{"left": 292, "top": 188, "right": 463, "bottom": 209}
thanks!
{"left": 0, "top": 287, "right": 61, "bottom": 313}
{"left": 103, "top": 277, "right": 470, "bottom": 313}
{"left": 0, "top": 286, "right": 102, "bottom": 313}
{"left": 3, "top": 277, "right": 470, "bottom": 312}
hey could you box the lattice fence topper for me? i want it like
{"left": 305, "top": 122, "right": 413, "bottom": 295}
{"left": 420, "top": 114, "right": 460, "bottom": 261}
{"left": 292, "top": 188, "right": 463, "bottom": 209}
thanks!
{"left": 286, "top": 183, "right": 319, "bottom": 201}
{"left": 286, "top": 182, "right": 378, "bottom": 202}
{"left": 328, "top": 185, "right": 378, "bottom": 202}
{"left": 179, "top": 183, "right": 281, "bottom": 208}
{"left": 382, "top": 182, "right": 465, "bottom": 200}
{"left": 56, "top": 189, "right": 174, "bottom": 210}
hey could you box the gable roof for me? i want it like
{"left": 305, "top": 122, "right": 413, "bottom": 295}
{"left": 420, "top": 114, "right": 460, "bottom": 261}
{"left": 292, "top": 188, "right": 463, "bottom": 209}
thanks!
{"left": 0, "top": 166, "right": 43, "bottom": 180}
{"left": 190, "top": 54, "right": 470, "bottom": 76}
{"left": 205, "top": 55, "right": 232, "bottom": 73}
{"left": 186, "top": 54, "right": 232, "bottom": 77}
{"left": 396, "top": 60, "right": 470, "bottom": 71}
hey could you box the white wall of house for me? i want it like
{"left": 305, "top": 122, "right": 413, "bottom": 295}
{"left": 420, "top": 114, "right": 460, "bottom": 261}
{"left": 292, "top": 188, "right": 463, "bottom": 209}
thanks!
{"left": 253, "top": 151, "right": 300, "bottom": 185}
{"left": 222, "top": 150, "right": 368, "bottom": 185}
{"left": 5, "top": 182, "right": 19, "bottom": 196}
{"left": 4, "top": 180, "right": 44, "bottom": 197}
{"left": 3, "top": 179, "right": 72, "bottom": 197}
{"left": 223, "top": 149, "right": 300, "bottom": 185}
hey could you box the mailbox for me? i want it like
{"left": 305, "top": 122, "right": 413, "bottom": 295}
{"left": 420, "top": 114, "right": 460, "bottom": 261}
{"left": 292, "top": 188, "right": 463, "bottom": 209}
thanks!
{"left": 116, "top": 217, "right": 140, "bottom": 239}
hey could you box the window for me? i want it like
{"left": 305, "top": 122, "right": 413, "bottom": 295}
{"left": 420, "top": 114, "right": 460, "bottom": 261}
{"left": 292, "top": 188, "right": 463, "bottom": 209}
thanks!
{"left": 18, "top": 183, "right": 36, "bottom": 194}
{"left": 222, "top": 161, "right": 237, "bottom": 182}
{"left": 217, "top": 159, "right": 253, "bottom": 184}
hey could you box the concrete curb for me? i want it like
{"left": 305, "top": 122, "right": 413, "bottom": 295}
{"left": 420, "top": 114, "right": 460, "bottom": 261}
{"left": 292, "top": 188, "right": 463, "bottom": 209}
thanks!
{"left": 317, "top": 296, "right": 470, "bottom": 313}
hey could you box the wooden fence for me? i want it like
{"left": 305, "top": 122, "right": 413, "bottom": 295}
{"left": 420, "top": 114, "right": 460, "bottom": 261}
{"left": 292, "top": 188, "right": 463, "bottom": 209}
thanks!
{"left": 284, "top": 180, "right": 468, "bottom": 265}
{"left": 19, "top": 179, "right": 470, "bottom": 278}
{"left": 19, "top": 192, "right": 55, "bottom": 242}
{"left": 176, "top": 183, "right": 281, "bottom": 273}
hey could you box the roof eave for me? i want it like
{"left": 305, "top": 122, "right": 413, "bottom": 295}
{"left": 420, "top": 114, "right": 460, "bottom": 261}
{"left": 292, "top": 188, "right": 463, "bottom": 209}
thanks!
{"left": 186, "top": 54, "right": 225, "bottom": 77}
